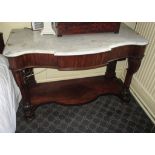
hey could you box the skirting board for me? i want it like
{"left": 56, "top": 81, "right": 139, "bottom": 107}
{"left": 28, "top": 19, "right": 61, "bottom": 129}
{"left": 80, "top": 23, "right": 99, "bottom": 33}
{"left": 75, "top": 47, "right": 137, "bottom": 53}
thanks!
{"left": 130, "top": 77, "right": 155, "bottom": 124}
{"left": 120, "top": 73, "right": 155, "bottom": 124}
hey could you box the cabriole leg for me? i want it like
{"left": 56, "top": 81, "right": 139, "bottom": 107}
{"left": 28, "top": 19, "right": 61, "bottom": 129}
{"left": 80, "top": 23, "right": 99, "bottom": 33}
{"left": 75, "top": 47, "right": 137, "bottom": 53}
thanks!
{"left": 12, "top": 69, "right": 35, "bottom": 120}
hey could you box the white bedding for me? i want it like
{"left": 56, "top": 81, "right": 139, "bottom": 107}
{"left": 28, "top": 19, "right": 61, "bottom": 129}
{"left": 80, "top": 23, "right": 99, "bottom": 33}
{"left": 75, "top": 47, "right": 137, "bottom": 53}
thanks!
{"left": 0, "top": 55, "right": 21, "bottom": 133}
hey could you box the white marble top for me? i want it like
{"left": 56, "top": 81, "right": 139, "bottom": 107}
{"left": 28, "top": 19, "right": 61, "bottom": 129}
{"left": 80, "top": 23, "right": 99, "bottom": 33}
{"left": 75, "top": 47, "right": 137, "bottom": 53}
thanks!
{"left": 3, "top": 23, "right": 148, "bottom": 57}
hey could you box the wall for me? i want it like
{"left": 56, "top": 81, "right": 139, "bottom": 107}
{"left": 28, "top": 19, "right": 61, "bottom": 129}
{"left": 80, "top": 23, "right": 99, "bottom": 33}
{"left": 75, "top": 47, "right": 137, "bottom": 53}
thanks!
{"left": 0, "top": 22, "right": 31, "bottom": 43}
{"left": 124, "top": 22, "right": 136, "bottom": 29}
{"left": 127, "top": 23, "right": 155, "bottom": 123}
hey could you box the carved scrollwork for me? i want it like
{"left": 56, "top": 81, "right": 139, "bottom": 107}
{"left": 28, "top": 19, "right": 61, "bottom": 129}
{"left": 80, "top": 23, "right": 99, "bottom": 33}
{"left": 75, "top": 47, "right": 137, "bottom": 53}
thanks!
{"left": 22, "top": 68, "right": 36, "bottom": 87}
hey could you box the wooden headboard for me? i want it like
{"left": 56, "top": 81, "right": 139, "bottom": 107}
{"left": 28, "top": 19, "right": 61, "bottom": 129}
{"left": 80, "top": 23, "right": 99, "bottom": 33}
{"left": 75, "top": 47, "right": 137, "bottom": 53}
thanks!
{"left": 0, "top": 32, "right": 4, "bottom": 54}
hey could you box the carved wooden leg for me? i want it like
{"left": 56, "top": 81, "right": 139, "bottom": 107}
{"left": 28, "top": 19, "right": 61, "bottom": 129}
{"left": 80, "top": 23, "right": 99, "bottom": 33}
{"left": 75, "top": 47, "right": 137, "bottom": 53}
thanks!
{"left": 121, "top": 57, "right": 143, "bottom": 102}
{"left": 105, "top": 61, "right": 117, "bottom": 79}
{"left": 24, "top": 68, "right": 36, "bottom": 87}
{"left": 12, "top": 69, "right": 35, "bottom": 120}
{"left": 23, "top": 103, "right": 35, "bottom": 121}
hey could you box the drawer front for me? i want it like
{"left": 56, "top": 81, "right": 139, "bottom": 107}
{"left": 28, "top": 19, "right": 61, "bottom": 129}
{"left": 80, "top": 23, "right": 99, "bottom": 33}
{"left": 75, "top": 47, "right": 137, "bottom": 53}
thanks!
{"left": 57, "top": 52, "right": 110, "bottom": 70}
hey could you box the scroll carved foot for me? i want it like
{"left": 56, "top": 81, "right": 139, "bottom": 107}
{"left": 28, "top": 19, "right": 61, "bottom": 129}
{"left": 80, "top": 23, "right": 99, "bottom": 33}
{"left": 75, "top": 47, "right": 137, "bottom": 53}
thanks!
{"left": 120, "top": 88, "right": 131, "bottom": 103}
{"left": 23, "top": 104, "right": 35, "bottom": 121}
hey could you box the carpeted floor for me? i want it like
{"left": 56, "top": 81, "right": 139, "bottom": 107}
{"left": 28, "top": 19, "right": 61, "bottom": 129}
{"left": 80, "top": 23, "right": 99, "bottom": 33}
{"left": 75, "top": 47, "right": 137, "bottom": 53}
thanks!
{"left": 16, "top": 95, "right": 155, "bottom": 133}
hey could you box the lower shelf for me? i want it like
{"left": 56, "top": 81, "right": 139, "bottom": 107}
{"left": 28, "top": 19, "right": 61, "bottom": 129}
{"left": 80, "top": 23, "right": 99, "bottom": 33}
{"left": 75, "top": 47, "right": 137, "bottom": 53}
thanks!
{"left": 30, "top": 75, "right": 124, "bottom": 105}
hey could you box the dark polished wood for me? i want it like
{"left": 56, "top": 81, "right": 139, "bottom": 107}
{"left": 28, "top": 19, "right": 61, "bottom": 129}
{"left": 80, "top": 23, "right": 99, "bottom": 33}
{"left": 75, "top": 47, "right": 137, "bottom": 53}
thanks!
{"left": 105, "top": 61, "right": 117, "bottom": 79}
{"left": 30, "top": 76, "right": 124, "bottom": 105}
{"left": 56, "top": 22, "right": 120, "bottom": 36}
{"left": 0, "top": 33, "right": 5, "bottom": 54}
{"left": 8, "top": 45, "right": 146, "bottom": 119}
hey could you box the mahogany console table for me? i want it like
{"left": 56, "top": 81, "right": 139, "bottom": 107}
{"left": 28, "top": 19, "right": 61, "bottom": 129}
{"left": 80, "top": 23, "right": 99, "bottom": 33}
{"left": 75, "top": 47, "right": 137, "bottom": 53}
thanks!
{"left": 3, "top": 24, "right": 148, "bottom": 119}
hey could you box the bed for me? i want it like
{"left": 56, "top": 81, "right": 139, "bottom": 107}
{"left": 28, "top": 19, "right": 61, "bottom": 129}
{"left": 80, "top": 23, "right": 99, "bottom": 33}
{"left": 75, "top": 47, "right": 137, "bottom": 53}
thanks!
{"left": 0, "top": 54, "right": 21, "bottom": 133}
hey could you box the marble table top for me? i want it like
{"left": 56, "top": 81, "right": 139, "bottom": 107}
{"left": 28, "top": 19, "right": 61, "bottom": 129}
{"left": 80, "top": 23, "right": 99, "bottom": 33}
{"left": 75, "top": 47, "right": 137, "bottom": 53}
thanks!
{"left": 3, "top": 23, "right": 148, "bottom": 57}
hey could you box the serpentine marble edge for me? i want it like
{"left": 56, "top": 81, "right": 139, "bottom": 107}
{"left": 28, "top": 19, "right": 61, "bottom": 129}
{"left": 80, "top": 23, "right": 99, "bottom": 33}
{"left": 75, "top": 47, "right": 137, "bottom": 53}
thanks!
{"left": 3, "top": 23, "right": 148, "bottom": 57}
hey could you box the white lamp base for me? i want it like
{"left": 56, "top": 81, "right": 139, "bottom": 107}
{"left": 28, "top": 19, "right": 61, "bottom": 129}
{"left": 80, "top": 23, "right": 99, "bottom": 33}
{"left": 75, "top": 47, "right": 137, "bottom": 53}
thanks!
{"left": 41, "top": 22, "right": 56, "bottom": 35}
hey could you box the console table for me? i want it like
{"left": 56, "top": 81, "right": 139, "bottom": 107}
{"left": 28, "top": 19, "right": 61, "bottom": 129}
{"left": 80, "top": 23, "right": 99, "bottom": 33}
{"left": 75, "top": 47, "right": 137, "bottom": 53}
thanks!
{"left": 3, "top": 24, "right": 148, "bottom": 119}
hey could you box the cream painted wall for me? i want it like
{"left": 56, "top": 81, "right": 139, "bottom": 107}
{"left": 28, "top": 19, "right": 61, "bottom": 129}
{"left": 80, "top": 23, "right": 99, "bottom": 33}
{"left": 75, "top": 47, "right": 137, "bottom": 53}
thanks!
{"left": 124, "top": 22, "right": 136, "bottom": 29}
{"left": 0, "top": 22, "right": 31, "bottom": 43}
{"left": 129, "top": 23, "right": 155, "bottom": 123}
{"left": 0, "top": 22, "right": 136, "bottom": 82}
